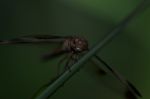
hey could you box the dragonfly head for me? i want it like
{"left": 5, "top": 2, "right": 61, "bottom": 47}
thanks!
{"left": 63, "top": 36, "right": 89, "bottom": 53}
{"left": 70, "top": 37, "right": 89, "bottom": 53}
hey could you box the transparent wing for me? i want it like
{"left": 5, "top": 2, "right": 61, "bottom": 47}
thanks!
{"left": 0, "top": 35, "right": 69, "bottom": 44}
{"left": 41, "top": 48, "right": 67, "bottom": 61}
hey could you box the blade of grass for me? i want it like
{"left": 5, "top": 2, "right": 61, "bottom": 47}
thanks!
{"left": 35, "top": 0, "right": 150, "bottom": 99}
{"left": 94, "top": 55, "right": 142, "bottom": 97}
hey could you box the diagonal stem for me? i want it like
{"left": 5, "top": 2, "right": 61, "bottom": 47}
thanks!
{"left": 34, "top": 0, "right": 150, "bottom": 99}
{"left": 93, "top": 55, "right": 142, "bottom": 97}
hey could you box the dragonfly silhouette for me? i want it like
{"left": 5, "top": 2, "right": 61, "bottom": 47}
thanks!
{"left": 0, "top": 34, "right": 142, "bottom": 99}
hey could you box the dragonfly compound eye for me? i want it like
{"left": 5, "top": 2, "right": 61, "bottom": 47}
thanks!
{"left": 62, "top": 36, "right": 89, "bottom": 53}
{"left": 73, "top": 37, "right": 88, "bottom": 52}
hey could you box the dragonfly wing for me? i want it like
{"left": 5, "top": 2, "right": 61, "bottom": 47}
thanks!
{"left": 0, "top": 35, "right": 70, "bottom": 44}
{"left": 41, "top": 48, "right": 67, "bottom": 61}
{"left": 23, "top": 34, "right": 69, "bottom": 39}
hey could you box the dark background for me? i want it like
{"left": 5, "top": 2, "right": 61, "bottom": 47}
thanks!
{"left": 0, "top": 0, "right": 150, "bottom": 99}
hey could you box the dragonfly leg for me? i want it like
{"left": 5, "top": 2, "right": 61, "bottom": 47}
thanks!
{"left": 42, "top": 47, "right": 67, "bottom": 61}
{"left": 57, "top": 54, "right": 68, "bottom": 76}
{"left": 64, "top": 53, "right": 75, "bottom": 72}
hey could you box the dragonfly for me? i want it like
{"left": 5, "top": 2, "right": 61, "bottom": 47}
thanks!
{"left": 0, "top": 34, "right": 142, "bottom": 99}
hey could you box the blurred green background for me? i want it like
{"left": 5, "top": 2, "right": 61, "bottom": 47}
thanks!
{"left": 0, "top": 0, "right": 150, "bottom": 99}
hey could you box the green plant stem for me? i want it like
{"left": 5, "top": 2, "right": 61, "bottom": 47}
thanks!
{"left": 94, "top": 55, "right": 142, "bottom": 97}
{"left": 35, "top": 1, "right": 150, "bottom": 99}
